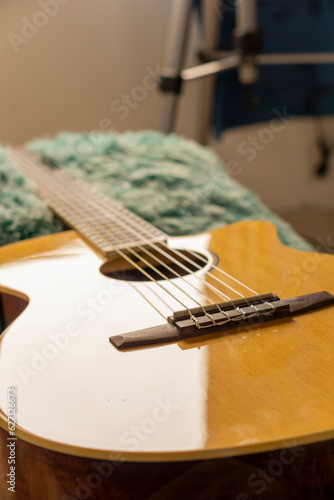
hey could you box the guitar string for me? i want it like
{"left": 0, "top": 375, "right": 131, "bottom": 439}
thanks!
{"left": 92, "top": 206, "right": 262, "bottom": 318}
{"left": 124, "top": 245, "right": 216, "bottom": 316}
{"left": 67, "top": 178, "right": 266, "bottom": 318}
{"left": 130, "top": 244, "right": 264, "bottom": 325}
{"left": 160, "top": 243, "right": 258, "bottom": 295}
{"left": 13, "top": 150, "right": 271, "bottom": 324}
{"left": 75, "top": 182, "right": 270, "bottom": 318}
{"left": 12, "top": 150, "right": 268, "bottom": 322}
{"left": 127, "top": 282, "right": 168, "bottom": 320}
{"left": 13, "top": 151, "right": 236, "bottom": 309}
{"left": 63, "top": 180, "right": 256, "bottom": 322}
{"left": 13, "top": 154, "right": 210, "bottom": 319}
{"left": 12, "top": 151, "right": 255, "bottom": 298}
{"left": 12, "top": 149, "right": 263, "bottom": 322}
{"left": 74, "top": 183, "right": 271, "bottom": 313}
{"left": 138, "top": 282, "right": 179, "bottom": 316}
{"left": 65, "top": 172, "right": 261, "bottom": 302}
{"left": 13, "top": 148, "right": 246, "bottom": 301}
{"left": 136, "top": 244, "right": 228, "bottom": 303}
{"left": 16, "top": 161, "right": 217, "bottom": 317}
{"left": 66, "top": 178, "right": 252, "bottom": 303}
{"left": 113, "top": 248, "right": 201, "bottom": 323}
{"left": 138, "top": 241, "right": 246, "bottom": 300}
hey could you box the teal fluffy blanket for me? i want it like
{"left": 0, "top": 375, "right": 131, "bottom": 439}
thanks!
{"left": 0, "top": 131, "right": 311, "bottom": 251}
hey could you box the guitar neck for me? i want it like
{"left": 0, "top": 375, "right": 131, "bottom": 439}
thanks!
{"left": 10, "top": 148, "right": 167, "bottom": 258}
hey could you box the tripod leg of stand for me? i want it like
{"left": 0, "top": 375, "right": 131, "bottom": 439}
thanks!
{"left": 235, "top": 0, "right": 260, "bottom": 107}
{"left": 159, "top": 0, "right": 194, "bottom": 134}
{"left": 197, "top": 2, "right": 221, "bottom": 144}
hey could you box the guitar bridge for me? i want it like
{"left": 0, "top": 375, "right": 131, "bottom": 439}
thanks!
{"left": 168, "top": 293, "right": 289, "bottom": 337}
{"left": 109, "top": 291, "right": 334, "bottom": 350}
{"left": 168, "top": 292, "right": 279, "bottom": 328}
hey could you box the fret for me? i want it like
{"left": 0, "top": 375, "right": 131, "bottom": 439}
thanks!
{"left": 11, "top": 148, "right": 167, "bottom": 257}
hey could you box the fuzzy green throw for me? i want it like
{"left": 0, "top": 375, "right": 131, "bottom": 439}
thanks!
{"left": 0, "top": 131, "right": 311, "bottom": 251}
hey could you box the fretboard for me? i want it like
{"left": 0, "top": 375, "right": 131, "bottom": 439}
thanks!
{"left": 10, "top": 148, "right": 167, "bottom": 258}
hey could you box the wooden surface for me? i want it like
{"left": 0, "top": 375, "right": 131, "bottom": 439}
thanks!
{"left": 0, "top": 221, "right": 334, "bottom": 464}
{"left": 1, "top": 426, "right": 334, "bottom": 499}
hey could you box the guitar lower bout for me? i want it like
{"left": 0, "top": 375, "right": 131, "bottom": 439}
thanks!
{"left": 0, "top": 220, "right": 334, "bottom": 465}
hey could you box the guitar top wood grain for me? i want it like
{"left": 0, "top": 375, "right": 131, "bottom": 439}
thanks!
{"left": 0, "top": 220, "right": 333, "bottom": 461}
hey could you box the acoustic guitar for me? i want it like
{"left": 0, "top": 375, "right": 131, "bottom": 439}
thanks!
{"left": 0, "top": 149, "right": 334, "bottom": 499}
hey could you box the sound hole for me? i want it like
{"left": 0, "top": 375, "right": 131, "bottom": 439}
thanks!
{"left": 100, "top": 247, "right": 209, "bottom": 282}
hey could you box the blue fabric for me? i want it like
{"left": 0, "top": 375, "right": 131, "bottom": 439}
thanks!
{"left": 213, "top": 0, "right": 334, "bottom": 135}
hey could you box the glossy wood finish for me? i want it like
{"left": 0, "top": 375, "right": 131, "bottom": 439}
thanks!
{"left": 0, "top": 221, "right": 334, "bottom": 464}
{"left": 1, "top": 426, "right": 334, "bottom": 500}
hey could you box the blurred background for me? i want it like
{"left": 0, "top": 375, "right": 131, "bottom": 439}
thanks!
{"left": 1, "top": 0, "right": 333, "bottom": 248}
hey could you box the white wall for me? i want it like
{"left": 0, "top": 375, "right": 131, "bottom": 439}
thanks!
{"left": 0, "top": 0, "right": 203, "bottom": 144}
{"left": 210, "top": 117, "right": 334, "bottom": 214}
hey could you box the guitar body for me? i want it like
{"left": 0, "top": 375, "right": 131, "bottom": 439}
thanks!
{"left": 1, "top": 220, "right": 334, "bottom": 499}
